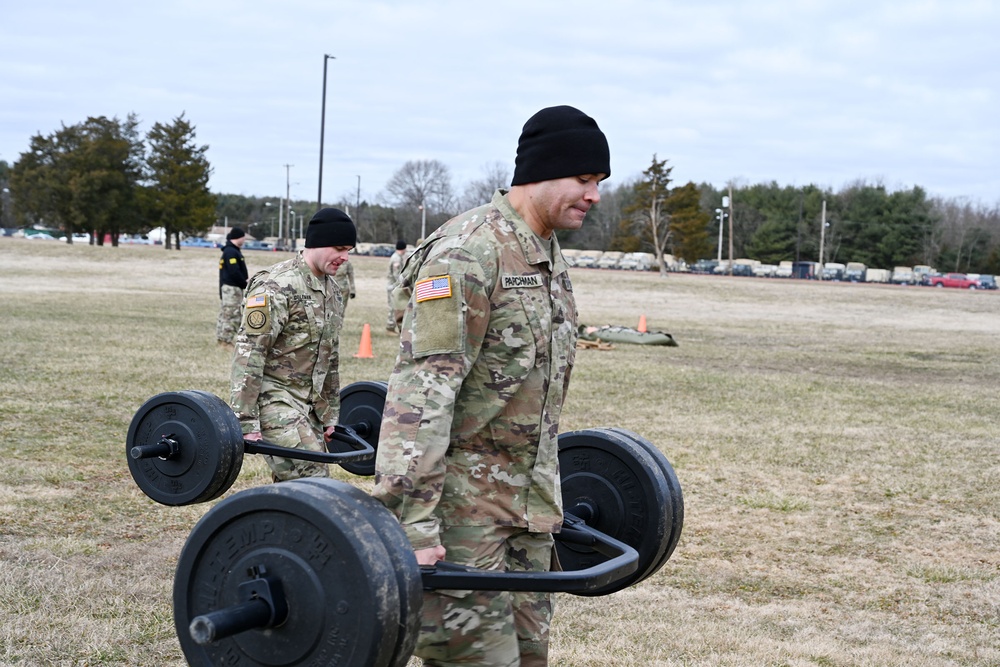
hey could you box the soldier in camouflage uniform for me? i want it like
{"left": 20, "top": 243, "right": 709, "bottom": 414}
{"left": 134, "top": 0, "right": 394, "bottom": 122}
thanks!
{"left": 373, "top": 106, "right": 610, "bottom": 667}
{"left": 230, "top": 208, "right": 356, "bottom": 482}
{"left": 333, "top": 258, "right": 355, "bottom": 316}
{"left": 216, "top": 227, "right": 248, "bottom": 346}
{"left": 385, "top": 239, "right": 407, "bottom": 332}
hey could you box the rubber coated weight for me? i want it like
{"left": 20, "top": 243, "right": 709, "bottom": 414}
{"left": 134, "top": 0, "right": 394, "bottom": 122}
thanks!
{"left": 126, "top": 391, "right": 244, "bottom": 506}
{"left": 596, "top": 427, "right": 684, "bottom": 577}
{"left": 296, "top": 479, "right": 422, "bottom": 667}
{"left": 174, "top": 479, "right": 401, "bottom": 667}
{"left": 330, "top": 381, "right": 388, "bottom": 476}
{"left": 556, "top": 428, "right": 673, "bottom": 596}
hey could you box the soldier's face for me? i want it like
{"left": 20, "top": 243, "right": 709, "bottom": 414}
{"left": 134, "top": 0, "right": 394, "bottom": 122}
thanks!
{"left": 524, "top": 174, "right": 604, "bottom": 238}
{"left": 305, "top": 246, "right": 353, "bottom": 277}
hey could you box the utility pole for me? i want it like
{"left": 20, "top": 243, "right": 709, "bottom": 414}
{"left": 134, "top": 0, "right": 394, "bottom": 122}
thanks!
{"left": 818, "top": 199, "right": 827, "bottom": 271}
{"left": 283, "top": 164, "right": 293, "bottom": 248}
{"left": 727, "top": 184, "right": 734, "bottom": 275}
{"left": 317, "top": 54, "right": 335, "bottom": 211}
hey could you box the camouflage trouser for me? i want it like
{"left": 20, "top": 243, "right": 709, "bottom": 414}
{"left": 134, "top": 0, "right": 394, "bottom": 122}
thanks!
{"left": 415, "top": 525, "right": 555, "bottom": 667}
{"left": 216, "top": 285, "right": 244, "bottom": 343}
{"left": 385, "top": 287, "right": 397, "bottom": 332}
{"left": 258, "top": 400, "right": 329, "bottom": 481}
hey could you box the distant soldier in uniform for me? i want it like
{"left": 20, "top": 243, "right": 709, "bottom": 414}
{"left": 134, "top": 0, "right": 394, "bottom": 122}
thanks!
{"left": 333, "top": 258, "right": 356, "bottom": 316}
{"left": 385, "top": 239, "right": 407, "bottom": 333}
{"left": 216, "top": 227, "right": 248, "bottom": 346}
{"left": 230, "top": 208, "right": 356, "bottom": 482}
{"left": 373, "top": 105, "right": 610, "bottom": 666}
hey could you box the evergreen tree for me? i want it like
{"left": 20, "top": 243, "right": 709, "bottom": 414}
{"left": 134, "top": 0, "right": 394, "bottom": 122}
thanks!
{"left": 665, "top": 182, "right": 712, "bottom": 263}
{"left": 624, "top": 155, "right": 674, "bottom": 276}
{"left": 145, "top": 113, "right": 215, "bottom": 249}
{"left": 9, "top": 115, "right": 144, "bottom": 244}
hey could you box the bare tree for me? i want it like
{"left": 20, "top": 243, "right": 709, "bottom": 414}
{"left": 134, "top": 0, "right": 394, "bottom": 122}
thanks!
{"left": 458, "top": 161, "right": 510, "bottom": 211}
{"left": 385, "top": 160, "right": 453, "bottom": 211}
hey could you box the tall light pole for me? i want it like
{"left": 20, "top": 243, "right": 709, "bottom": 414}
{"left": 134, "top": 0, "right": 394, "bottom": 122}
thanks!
{"left": 419, "top": 200, "right": 426, "bottom": 242}
{"left": 715, "top": 207, "right": 726, "bottom": 263}
{"left": 283, "top": 164, "right": 293, "bottom": 249}
{"left": 317, "top": 54, "right": 336, "bottom": 211}
{"left": 818, "top": 199, "right": 827, "bottom": 271}
{"left": 727, "top": 187, "right": 734, "bottom": 275}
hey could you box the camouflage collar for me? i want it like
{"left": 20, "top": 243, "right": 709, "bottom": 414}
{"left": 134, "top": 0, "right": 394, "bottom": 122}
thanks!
{"left": 292, "top": 253, "right": 331, "bottom": 293}
{"left": 492, "top": 190, "right": 569, "bottom": 275}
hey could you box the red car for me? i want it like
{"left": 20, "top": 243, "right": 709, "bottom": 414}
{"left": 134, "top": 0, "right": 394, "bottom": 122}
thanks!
{"left": 928, "top": 273, "right": 979, "bottom": 289}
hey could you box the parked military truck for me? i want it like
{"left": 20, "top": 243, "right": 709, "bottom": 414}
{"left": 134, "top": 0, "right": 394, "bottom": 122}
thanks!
{"left": 866, "top": 268, "right": 892, "bottom": 283}
{"left": 596, "top": 251, "right": 624, "bottom": 270}
{"left": 891, "top": 267, "right": 915, "bottom": 285}
{"left": 844, "top": 262, "right": 867, "bottom": 282}
{"left": 821, "top": 262, "right": 846, "bottom": 280}
{"left": 575, "top": 250, "right": 603, "bottom": 268}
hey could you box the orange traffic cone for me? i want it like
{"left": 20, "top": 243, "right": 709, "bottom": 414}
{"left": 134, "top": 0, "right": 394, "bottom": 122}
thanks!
{"left": 354, "top": 323, "right": 374, "bottom": 358}
{"left": 637, "top": 314, "right": 647, "bottom": 333}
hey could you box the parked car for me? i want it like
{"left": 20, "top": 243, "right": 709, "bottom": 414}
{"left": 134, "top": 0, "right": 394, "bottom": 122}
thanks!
{"left": 975, "top": 274, "right": 996, "bottom": 290}
{"left": 180, "top": 237, "right": 218, "bottom": 248}
{"left": 71, "top": 233, "right": 91, "bottom": 244}
{"left": 243, "top": 240, "right": 275, "bottom": 251}
{"left": 596, "top": 251, "right": 624, "bottom": 270}
{"left": 26, "top": 232, "right": 59, "bottom": 241}
{"left": 928, "top": 272, "right": 979, "bottom": 289}
{"left": 574, "top": 250, "right": 603, "bottom": 268}
{"left": 618, "top": 252, "right": 654, "bottom": 271}
{"left": 691, "top": 259, "right": 718, "bottom": 274}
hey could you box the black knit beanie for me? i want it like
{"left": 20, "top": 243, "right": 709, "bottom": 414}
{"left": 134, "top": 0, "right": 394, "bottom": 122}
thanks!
{"left": 511, "top": 106, "right": 610, "bottom": 186}
{"left": 226, "top": 227, "right": 245, "bottom": 240}
{"left": 395, "top": 239, "right": 407, "bottom": 250}
{"left": 305, "top": 208, "right": 357, "bottom": 248}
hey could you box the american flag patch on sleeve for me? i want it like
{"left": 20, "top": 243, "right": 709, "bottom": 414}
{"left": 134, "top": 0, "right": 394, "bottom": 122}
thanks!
{"left": 246, "top": 293, "right": 267, "bottom": 308}
{"left": 414, "top": 276, "right": 452, "bottom": 303}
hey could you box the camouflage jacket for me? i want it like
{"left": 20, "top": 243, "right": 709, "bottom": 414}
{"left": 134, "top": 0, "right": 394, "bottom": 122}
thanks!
{"left": 230, "top": 253, "right": 343, "bottom": 434}
{"left": 333, "top": 260, "right": 355, "bottom": 297}
{"left": 372, "top": 190, "right": 578, "bottom": 550}
{"left": 387, "top": 251, "right": 404, "bottom": 289}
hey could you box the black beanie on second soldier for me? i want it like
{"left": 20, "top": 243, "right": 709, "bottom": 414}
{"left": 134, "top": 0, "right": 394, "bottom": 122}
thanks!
{"left": 226, "top": 227, "right": 245, "bottom": 240}
{"left": 511, "top": 105, "right": 611, "bottom": 186}
{"left": 305, "top": 208, "right": 357, "bottom": 248}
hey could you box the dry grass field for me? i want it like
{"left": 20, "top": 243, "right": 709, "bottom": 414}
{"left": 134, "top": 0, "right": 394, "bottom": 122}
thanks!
{"left": 1, "top": 236, "right": 997, "bottom": 666}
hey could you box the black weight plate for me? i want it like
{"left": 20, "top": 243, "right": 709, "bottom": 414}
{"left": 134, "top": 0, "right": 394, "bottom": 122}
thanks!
{"left": 593, "top": 427, "right": 683, "bottom": 579}
{"left": 126, "top": 391, "right": 244, "bottom": 506}
{"left": 296, "top": 480, "right": 422, "bottom": 667}
{"left": 174, "top": 479, "right": 401, "bottom": 667}
{"left": 330, "top": 381, "right": 387, "bottom": 476}
{"left": 556, "top": 428, "right": 671, "bottom": 596}
{"left": 191, "top": 389, "right": 246, "bottom": 502}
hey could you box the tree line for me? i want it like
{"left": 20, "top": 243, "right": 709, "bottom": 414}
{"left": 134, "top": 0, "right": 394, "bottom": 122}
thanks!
{"left": 2, "top": 113, "right": 213, "bottom": 248}
{"left": 3, "top": 114, "right": 998, "bottom": 274}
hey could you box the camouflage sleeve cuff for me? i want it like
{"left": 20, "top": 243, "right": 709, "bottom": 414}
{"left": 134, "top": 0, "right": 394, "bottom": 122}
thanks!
{"left": 240, "top": 420, "right": 261, "bottom": 435}
{"left": 402, "top": 520, "right": 442, "bottom": 551}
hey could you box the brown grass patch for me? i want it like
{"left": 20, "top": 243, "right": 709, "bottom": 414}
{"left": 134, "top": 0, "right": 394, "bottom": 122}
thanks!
{"left": 1, "top": 237, "right": 998, "bottom": 665}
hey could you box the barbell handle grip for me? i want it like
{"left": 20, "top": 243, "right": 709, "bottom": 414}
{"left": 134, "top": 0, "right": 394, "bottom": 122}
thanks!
{"left": 419, "top": 513, "right": 638, "bottom": 593}
{"left": 244, "top": 425, "right": 374, "bottom": 464}
{"left": 189, "top": 597, "right": 273, "bottom": 645}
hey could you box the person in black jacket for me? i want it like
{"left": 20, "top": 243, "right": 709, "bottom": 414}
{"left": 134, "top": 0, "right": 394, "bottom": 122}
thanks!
{"left": 217, "top": 227, "right": 248, "bottom": 346}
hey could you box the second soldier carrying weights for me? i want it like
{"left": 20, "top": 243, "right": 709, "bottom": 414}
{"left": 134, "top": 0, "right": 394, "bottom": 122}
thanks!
{"left": 229, "top": 208, "right": 357, "bottom": 482}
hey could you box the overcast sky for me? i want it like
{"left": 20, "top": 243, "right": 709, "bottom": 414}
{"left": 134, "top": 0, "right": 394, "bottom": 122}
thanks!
{"left": 2, "top": 0, "right": 997, "bottom": 210}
